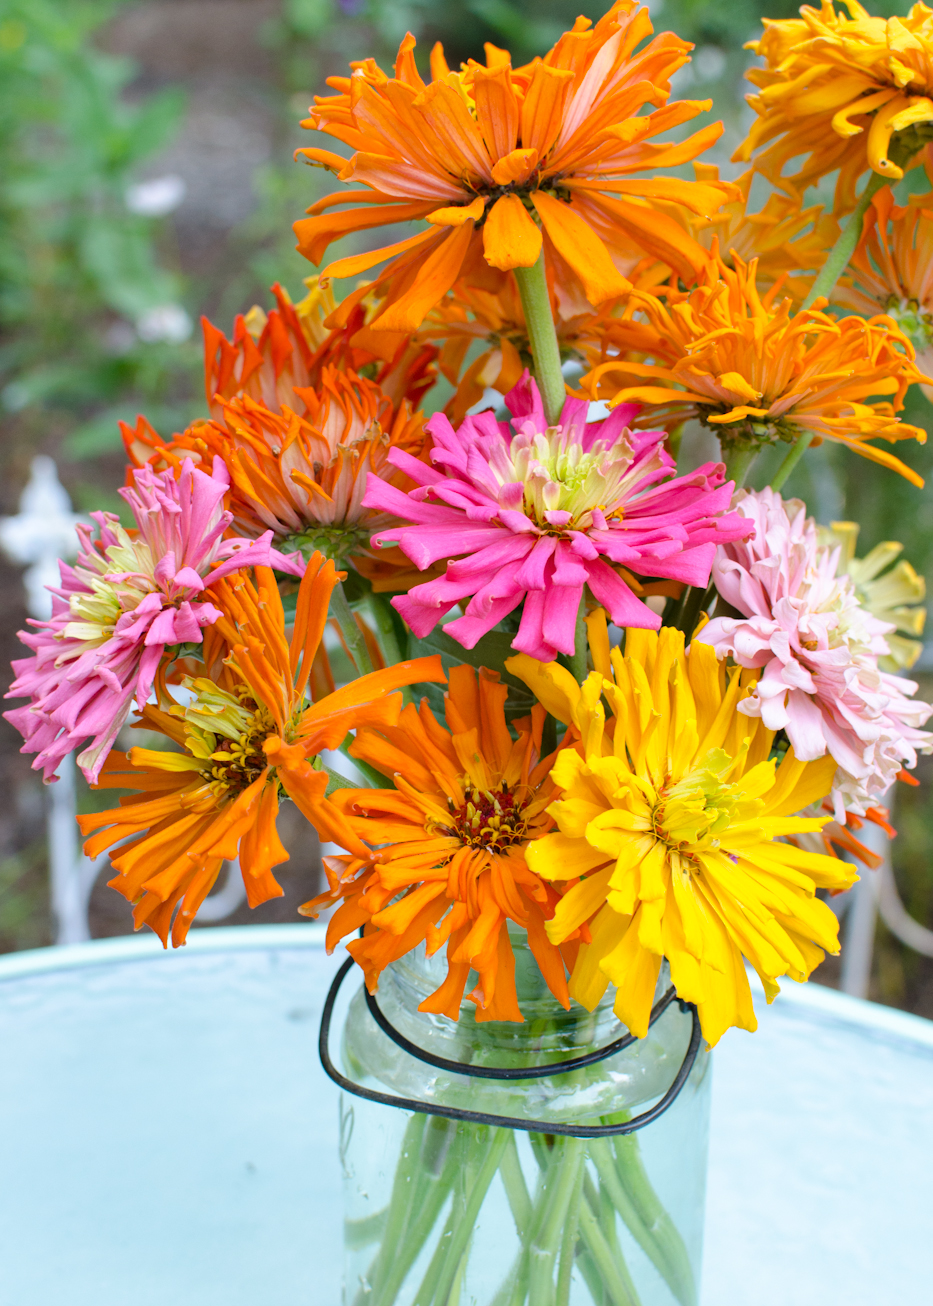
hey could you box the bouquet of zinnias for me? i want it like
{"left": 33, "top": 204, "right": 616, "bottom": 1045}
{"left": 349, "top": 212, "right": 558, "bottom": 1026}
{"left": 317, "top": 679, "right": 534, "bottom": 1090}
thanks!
{"left": 8, "top": 4, "right": 933, "bottom": 1302}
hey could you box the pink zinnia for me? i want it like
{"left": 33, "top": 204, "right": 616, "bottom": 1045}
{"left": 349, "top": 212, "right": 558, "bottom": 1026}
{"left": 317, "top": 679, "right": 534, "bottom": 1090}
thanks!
{"left": 5, "top": 457, "right": 298, "bottom": 784}
{"left": 697, "top": 488, "right": 933, "bottom": 818}
{"left": 362, "top": 374, "right": 750, "bottom": 660}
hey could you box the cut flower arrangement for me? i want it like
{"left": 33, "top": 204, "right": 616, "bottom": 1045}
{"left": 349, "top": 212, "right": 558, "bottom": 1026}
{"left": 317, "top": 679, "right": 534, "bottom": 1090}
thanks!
{"left": 8, "top": 3, "right": 933, "bottom": 1303}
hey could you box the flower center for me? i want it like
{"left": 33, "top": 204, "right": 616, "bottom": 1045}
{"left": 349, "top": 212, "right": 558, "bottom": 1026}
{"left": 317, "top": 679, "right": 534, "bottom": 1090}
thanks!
{"left": 442, "top": 781, "right": 531, "bottom": 852}
{"left": 500, "top": 424, "right": 653, "bottom": 533}
{"left": 176, "top": 680, "right": 276, "bottom": 797}
{"left": 204, "top": 705, "right": 274, "bottom": 795}
{"left": 650, "top": 752, "right": 740, "bottom": 857}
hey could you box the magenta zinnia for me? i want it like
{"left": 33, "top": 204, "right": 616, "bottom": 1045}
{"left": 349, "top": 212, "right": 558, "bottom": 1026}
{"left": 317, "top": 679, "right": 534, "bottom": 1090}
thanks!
{"left": 5, "top": 458, "right": 290, "bottom": 783}
{"left": 363, "top": 374, "right": 751, "bottom": 660}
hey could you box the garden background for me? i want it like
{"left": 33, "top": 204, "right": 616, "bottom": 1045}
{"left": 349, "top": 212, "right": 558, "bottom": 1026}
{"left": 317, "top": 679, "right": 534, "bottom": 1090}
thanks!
{"left": 2, "top": 0, "right": 931, "bottom": 1011}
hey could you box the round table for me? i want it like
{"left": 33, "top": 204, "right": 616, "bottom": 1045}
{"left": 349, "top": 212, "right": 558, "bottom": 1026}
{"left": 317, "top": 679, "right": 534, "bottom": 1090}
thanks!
{"left": 0, "top": 925, "right": 929, "bottom": 1305}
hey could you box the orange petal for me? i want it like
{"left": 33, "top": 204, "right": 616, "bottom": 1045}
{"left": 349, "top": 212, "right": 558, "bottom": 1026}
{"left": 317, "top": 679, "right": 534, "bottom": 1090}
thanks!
{"left": 472, "top": 63, "right": 520, "bottom": 159}
{"left": 520, "top": 62, "right": 575, "bottom": 159}
{"left": 532, "top": 190, "right": 630, "bottom": 304}
{"left": 483, "top": 195, "right": 543, "bottom": 270}
{"left": 372, "top": 222, "right": 476, "bottom": 331}
{"left": 426, "top": 196, "right": 485, "bottom": 227}
{"left": 490, "top": 147, "right": 539, "bottom": 186}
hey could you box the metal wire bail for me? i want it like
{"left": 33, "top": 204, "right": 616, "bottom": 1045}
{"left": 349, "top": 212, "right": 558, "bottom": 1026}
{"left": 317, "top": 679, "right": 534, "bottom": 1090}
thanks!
{"left": 318, "top": 957, "right": 703, "bottom": 1139}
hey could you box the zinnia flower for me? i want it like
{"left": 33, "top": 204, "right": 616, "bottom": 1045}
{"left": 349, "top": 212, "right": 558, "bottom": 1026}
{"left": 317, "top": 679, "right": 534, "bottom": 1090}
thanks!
{"left": 832, "top": 185, "right": 933, "bottom": 380}
{"left": 363, "top": 374, "right": 751, "bottom": 661}
{"left": 583, "top": 250, "right": 930, "bottom": 484}
{"left": 697, "top": 489, "right": 933, "bottom": 820}
{"left": 508, "top": 617, "right": 855, "bottom": 1046}
{"left": 294, "top": 2, "right": 733, "bottom": 329}
{"left": 78, "top": 556, "right": 444, "bottom": 947}
{"left": 303, "top": 664, "right": 577, "bottom": 1021}
{"left": 4, "top": 458, "right": 286, "bottom": 785}
{"left": 817, "top": 520, "right": 926, "bottom": 671}
{"left": 685, "top": 164, "right": 840, "bottom": 300}
{"left": 141, "top": 370, "right": 429, "bottom": 569}
{"left": 737, "top": 1, "right": 933, "bottom": 211}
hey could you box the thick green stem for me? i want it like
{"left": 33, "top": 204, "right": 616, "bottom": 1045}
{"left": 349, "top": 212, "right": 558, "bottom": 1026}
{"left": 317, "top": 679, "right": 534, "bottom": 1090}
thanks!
{"left": 722, "top": 444, "right": 757, "bottom": 490}
{"left": 528, "top": 1138, "right": 586, "bottom": 1306}
{"left": 555, "top": 1151, "right": 586, "bottom": 1306}
{"left": 514, "top": 254, "right": 566, "bottom": 426}
{"left": 801, "top": 170, "right": 887, "bottom": 312}
{"left": 770, "top": 430, "right": 814, "bottom": 492}
{"left": 330, "top": 581, "right": 375, "bottom": 676}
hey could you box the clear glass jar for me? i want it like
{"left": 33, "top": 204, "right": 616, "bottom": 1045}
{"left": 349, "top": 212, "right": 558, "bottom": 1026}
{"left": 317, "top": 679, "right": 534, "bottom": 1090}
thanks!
{"left": 338, "top": 936, "right": 710, "bottom": 1306}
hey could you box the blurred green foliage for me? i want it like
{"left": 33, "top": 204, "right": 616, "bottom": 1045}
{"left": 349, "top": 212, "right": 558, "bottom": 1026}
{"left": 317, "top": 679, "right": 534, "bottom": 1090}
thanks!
{"left": 0, "top": 0, "right": 201, "bottom": 469}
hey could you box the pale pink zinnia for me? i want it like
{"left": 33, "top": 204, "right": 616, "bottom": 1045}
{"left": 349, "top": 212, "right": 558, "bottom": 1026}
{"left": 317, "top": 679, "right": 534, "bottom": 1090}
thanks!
{"left": 362, "top": 374, "right": 751, "bottom": 660}
{"left": 4, "top": 457, "right": 298, "bottom": 784}
{"left": 698, "top": 488, "right": 933, "bottom": 818}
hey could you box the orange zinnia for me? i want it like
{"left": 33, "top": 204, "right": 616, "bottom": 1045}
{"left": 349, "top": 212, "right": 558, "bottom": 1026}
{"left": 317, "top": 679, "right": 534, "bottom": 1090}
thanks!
{"left": 832, "top": 185, "right": 933, "bottom": 381}
{"left": 582, "top": 249, "right": 930, "bottom": 484}
{"left": 737, "top": 1, "right": 933, "bottom": 212}
{"left": 303, "top": 665, "right": 582, "bottom": 1022}
{"left": 687, "top": 164, "right": 840, "bottom": 300}
{"left": 78, "top": 555, "right": 443, "bottom": 947}
{"left": 294, "top": 1, "right": 732, "bottom": 330}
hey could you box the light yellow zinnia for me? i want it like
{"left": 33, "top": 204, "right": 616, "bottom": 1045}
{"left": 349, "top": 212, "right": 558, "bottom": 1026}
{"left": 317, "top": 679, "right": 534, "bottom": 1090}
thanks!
{"left": 818, "top": 520, "right": 927, "bottom": 671}
{"left": 507, "top": 616, "right": 856, "bottom": 1046}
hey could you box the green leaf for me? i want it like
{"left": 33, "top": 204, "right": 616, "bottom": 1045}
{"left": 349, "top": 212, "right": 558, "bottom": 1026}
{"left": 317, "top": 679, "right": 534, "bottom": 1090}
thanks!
{"left": 407, "top": 625, "right": 528, "bottom": 690}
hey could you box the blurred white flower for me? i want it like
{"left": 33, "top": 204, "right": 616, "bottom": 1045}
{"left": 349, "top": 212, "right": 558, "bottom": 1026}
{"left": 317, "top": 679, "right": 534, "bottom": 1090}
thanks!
{"left": 136, "top": 304, "right": 192, "bottom": 344}
{"left": 124, "top": 174, "right": 186, "bottom": 217}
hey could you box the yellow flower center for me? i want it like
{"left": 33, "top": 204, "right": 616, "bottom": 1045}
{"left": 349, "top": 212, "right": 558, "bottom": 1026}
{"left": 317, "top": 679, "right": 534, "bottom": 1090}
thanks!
{"left": 204, "top": 704, "right": 274, "bottom": 795}
{"left": 439, "top": 781, "right": 531, "bottom": 852}
{"left": 649, "top": 751, "right": 741, "bottom": 859}
{"left": 173, "top": 680, "right": 277, "bottom": 798}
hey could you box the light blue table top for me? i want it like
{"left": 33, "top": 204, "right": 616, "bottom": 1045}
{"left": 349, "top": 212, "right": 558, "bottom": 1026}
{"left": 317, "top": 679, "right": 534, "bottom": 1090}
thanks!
{"left": 0, "top": 925, "right": 930, "bottom": 1306}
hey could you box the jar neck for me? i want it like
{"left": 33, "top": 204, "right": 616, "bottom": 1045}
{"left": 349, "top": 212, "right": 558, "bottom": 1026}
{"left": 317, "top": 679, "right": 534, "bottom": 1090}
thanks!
{"left": 376, "top": 935, "right": 669, "bottom": 1067}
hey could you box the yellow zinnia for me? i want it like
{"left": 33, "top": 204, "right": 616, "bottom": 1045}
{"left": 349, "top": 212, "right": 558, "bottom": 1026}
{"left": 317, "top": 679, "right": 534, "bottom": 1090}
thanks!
{"left": 738, "top": 1, "right": 933, "bottom": 211}
{"left": 507, "top": 617, "right": 856, "bottom": 1046}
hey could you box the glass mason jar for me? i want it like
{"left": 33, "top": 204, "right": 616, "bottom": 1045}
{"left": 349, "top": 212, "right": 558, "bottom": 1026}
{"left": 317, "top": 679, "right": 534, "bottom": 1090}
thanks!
{"left": 337, "top": 935, "right": 710, "bottom": 1306}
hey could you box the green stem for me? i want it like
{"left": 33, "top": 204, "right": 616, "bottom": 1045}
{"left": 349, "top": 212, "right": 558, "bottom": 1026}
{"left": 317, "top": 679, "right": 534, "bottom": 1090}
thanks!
{"left": 555, "top": 1150, "right": 586, "bottom": 1306}
{"left": 769, "top": 430, "right": 814, "bottom": 492}
{"left": 569, "top": 591, "right": 588, "bottom": 685}
{"left": 577, "top": 1195, "right": 640, "bottom": 1306}
{"left": 330, "top": 580, "right": 375, "bottom": 676}
{"left": 514, "top": 253, "right": 566, "bottom": 427}
{"left": 722, "top": 444, "right": 757, "bottom": 490}
{"left": 416, "top": 1128, "right": 509, "bottom": 1306}
{"left": 528, "top": 1138, "right": 586, "bottom": 1306}
{"left": 500, "top": 1132, "right": 533, "bottom": 1239}
{"left": 800, "top": 169, "right": 887, "bottom": 312}
{"left": 768, "top": 171, "right": 888, "bottom": 496}
{"left": 592, "top": 1139, "right": 696, "bottom": 1306}
{"left": 358, "top": 1113, "right": 427, "bottom": 1306}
